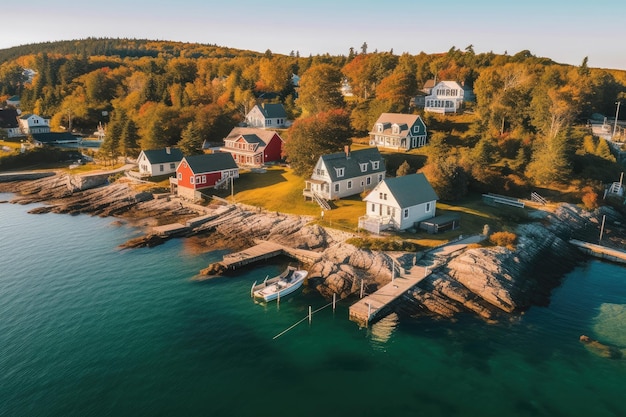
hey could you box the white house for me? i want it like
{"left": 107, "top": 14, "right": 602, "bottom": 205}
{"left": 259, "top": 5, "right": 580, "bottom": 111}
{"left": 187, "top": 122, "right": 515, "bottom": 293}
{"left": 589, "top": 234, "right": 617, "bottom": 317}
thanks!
{"left": 137, "top": 147, "right": 184, "bottom": 177}
{"left": 359, "top": 173, "right": 438, "bottom": 234}
{"left": 18, "top": 113, "right": 50, "bottom": 135}
{"left": 424, "top": 81, "right": 464, "bottom": 114}
{"left": 245, "top": 103, "right": 288, "bottom": 129}
{"left": 369, "top": 113, "right": 428, "bottom": 151}
{"left": 304, "top": 147, "right": 386, "bottom": 204}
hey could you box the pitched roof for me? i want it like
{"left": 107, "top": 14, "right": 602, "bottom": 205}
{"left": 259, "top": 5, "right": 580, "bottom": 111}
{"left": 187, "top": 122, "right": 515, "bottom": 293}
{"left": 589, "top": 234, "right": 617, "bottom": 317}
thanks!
{"left": 141, "top": 148, "right": 184, "bottom": 164}
{"left": 257, "top": 103, "right": 287, "bottom": 119}
{"left": 432, "top": 80, "right": 463, "bottom": 90}
{"left": 382, "top": 173, "right": 438, "bottom": 207}
{"left": 184, "top": 152, "right": 238, "bottom": 174}
{"left": 320, "top": 147, "right": 385, "bottom": 182}
{"left": 371, "top": 113, "right": 426, "bottom": 135}
{"left": 31, "top": 132, "right": 80, "bottom": 143}
{"left": 423, "top": 79, "right": 436, "bottom": 89}
{"left": 0, "top": 108, "right": 19, "bottom": 128}
{"left": 225, "top": 127, "right": 282, "bottom": 145}
{"left": 240, "top": 134, "right": 263, "bottom": 144}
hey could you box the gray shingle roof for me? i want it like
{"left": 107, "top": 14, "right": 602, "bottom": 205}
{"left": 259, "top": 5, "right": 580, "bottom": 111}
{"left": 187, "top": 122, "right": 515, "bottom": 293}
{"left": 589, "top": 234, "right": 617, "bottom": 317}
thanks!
{"left": 259, "top": 103, "right": 287, "bottom": 119}
{"left": 142, "top": 148, "right": 184, "bottom": 164}
{"left": 384, "top": 173, "right": 438, "bottom": 207}
{"left": 225, "top": 127, "right": 282, "bottom": 144}
{"left": 184, "top": 152, "right": 238, "bottom": 174}
{"left": 371, "top": 113, "right": 426, "bottom": 136}
{"left": 321, "top": 147, "right": 385, "bottom": 182}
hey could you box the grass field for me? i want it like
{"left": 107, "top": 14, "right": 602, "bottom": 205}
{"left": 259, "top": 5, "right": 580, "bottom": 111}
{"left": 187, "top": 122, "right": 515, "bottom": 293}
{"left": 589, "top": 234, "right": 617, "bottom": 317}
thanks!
{"left": 207, "top": 165, "right": 529, "bottom": 246}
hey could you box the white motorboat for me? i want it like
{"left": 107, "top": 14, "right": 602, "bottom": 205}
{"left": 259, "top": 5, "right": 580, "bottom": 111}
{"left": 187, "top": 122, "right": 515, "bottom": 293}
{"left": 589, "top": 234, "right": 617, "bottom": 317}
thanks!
{"left": 252, "top": 266, "right": 308, "bottom": 302}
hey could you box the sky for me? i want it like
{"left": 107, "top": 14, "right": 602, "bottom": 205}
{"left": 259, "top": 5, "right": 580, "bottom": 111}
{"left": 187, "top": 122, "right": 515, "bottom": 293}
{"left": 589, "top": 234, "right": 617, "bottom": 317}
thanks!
{"left": 2, "top": 0, "right": 626, "bottom": 70}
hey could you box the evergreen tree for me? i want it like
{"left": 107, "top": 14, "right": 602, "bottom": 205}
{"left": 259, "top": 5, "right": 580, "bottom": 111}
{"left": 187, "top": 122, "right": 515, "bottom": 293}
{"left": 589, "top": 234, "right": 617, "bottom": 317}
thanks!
{"left": 396, "top": 160, "right": 412, "bottom": 176}
{"left": 118, "top": 119, "right": 140, "bottom": 157}
{"left": 177, "top": 122, "right": 204, "bottom": 155}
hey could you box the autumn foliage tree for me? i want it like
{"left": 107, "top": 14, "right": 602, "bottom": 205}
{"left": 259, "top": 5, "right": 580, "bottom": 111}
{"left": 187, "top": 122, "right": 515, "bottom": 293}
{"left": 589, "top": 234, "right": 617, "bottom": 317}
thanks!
{"left": 283, "top": 109, "right": 353, "bottom": 176}
{"left": 296, "top": 64, "right": 344, "bottom": 115}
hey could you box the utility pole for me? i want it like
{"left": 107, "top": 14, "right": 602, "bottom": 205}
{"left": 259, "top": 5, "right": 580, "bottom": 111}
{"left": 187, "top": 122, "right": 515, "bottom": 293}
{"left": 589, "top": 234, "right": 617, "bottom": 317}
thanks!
{"left": 613, "top": 101, "right": 621, "bottom": 139}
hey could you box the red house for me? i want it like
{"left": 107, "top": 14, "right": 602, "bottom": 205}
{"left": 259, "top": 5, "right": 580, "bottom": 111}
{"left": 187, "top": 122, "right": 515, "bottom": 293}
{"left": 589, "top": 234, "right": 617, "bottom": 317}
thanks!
{"left": 221, "top": 127, "right": 284, "bottom": 167}
{"left": 172, "top": 153, "right": 239, "bottom": 200}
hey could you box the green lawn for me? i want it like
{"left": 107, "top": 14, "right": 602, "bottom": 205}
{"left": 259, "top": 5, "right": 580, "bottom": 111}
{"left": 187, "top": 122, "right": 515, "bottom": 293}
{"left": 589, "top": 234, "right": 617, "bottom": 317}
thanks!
{"left": 217, "top": 166, "right": 528, "bottom": 244}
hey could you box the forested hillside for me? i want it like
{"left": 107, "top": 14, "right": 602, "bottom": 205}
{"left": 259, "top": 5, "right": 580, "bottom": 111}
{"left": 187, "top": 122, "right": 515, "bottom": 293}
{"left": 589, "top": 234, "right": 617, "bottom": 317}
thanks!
{"left": 1, "top": 38, "right": 625, "bottom": 201}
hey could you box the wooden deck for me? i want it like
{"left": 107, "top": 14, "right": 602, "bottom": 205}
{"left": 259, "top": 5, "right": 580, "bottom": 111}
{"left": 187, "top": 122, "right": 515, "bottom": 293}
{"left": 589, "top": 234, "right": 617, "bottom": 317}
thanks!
{"left": 152, "top": 223, "right": 188, "bottom": 236}
{"left": 220, "top": 240, "right": 323, "bottom": 271}
{"left": 570, "top": 239, "right": 626, "bottom": 264}
{"left": 349, "top": 265, "right": 430, "bottom": 326}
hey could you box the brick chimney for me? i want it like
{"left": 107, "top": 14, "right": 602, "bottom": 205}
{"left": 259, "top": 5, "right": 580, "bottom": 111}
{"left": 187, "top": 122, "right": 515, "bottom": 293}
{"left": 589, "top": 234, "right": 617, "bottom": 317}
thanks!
{"left": 344, "top": 145, "right": 350, "bottom": 159}
{"left": 166, "top": 146, "right": 171, "bottom": 154}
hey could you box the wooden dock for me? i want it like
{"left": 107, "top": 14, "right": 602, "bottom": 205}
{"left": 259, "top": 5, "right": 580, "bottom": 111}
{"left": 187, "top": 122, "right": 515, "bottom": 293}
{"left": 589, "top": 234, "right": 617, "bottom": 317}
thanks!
{"left": 219, "top": 240, "right": 323, "bottom": 271}
{"left": 349, "top": 265, "right": 430, "bottom": 326}
{"left": 570, "top": 239, "right": 626, "bottom": 264}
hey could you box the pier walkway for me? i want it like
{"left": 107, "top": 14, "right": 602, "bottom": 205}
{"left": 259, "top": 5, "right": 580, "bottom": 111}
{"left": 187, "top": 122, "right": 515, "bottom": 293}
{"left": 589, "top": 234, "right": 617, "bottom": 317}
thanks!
{"left": 570, "top": 239, "right": 626, "bottom": 264}
{"left": 220, "top": 240, "right": 323, "bottom": 271}
{"left": 349, "top": 234, "right": 485, "bottom": 326}
{"left": 349, "top": 264, "right": 430, "bottom": 326}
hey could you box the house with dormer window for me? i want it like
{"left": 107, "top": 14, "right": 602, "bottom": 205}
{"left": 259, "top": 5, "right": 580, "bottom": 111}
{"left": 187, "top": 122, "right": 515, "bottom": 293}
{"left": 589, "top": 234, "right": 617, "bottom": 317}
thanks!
{"left": 359, "top": 173, "right": 438, "bottom": 234}
{"left": 220, "top": 127, "right": 284, "bottom": 167}
{"left": 18, "top": 113, "right": 50, "bottom": 135}
{"left": 424, "top": 81, "right": 464, "bottom": 114}
{"left": 245, "top": 103, "right": 288, "bottom": 129}
{"left": 369, "top": 113, "right": 428, "bottom": 151}
{"left": 303, "top": 147, "right": 386, "bottom": 203}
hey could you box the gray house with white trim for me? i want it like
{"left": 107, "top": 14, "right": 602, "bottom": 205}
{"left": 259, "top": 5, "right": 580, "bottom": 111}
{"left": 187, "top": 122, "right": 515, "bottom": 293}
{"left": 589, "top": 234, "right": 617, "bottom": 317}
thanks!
{"left": 304, "top": 147, "right": 386, "bottom": 203}
{"left": 369, "top": 113, "right": 427, "bottom": 151}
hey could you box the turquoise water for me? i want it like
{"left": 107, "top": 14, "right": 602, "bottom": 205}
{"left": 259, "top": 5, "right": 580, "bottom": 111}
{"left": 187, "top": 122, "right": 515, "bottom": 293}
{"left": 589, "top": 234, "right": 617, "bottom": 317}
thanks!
{"left": 1, "top": 193, "right": 626, "bottom": 417}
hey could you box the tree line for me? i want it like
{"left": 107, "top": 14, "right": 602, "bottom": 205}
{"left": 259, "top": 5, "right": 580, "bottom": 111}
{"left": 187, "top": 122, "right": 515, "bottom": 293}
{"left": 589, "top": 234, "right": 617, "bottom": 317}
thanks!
{"left": 1, "top": 38, "right": 625, "bottom": 198}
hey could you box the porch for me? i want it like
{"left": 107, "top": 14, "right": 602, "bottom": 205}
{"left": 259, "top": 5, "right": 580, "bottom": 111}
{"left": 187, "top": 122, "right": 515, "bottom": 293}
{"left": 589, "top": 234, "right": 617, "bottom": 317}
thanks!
{"left": 358, "top": 215, "right": 394, "bottom": 235}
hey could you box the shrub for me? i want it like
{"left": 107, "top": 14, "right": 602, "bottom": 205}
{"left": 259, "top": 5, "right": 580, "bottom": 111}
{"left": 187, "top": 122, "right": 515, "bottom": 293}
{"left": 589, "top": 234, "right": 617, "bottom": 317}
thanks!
{"left": 346, "top": 237, "right": 421, "bottom": 252}
{"left": 581, "top": 186, "right": 600, "bottom": 210}
{"left": 489, "top": 231, "right": 517, "bottom": 249}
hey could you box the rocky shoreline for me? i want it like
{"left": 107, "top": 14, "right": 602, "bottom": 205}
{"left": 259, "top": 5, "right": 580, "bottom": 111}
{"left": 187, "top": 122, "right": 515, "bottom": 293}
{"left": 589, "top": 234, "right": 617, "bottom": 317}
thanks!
{"left": 2, "top": 171, "right": 625, "bottom": 325}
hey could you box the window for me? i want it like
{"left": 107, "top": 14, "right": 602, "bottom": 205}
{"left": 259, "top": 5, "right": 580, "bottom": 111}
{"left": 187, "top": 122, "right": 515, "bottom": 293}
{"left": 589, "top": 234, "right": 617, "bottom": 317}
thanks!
{"left": 160, "top": 164, "right": 164, "bottom": 172}
{"left": 372, "top": 161, "right": 379, "bottom": 170}
{"left": 392, "top": 125, "right": 399, "bottom": 134}
{"left": 383, "top": 193, "right": 387, "bottom": 200}
{"left": 202, "top": 175, "right": 206, "bottom": 183}
{"left": 190, "top": 176, "right": 195, "bottom": 184}
{"left": 170, "top": 163, "right": 175, "bottom": 169}
{"left": 378, "top": 174, "right": 383, "bottom": 182}
{"left": 366, "top": 177, "right": 371, "bottom": 185}
{"left": 379, "top": 192, "right": 383, "bottom": 199}
{"left": 426, "top": 202, "right": 431, "bottom": 212}
{"left": 347, "top": 180, "right": 352, "bottom": 189}
{"left": 403, "top": 208, "right": 409, "bottom": 218}
{"left": 336, "top": 167, "right": 345, "bottom": 177}
{"left": 360, "top": 163, "right": 368, "bottom": 172}
{"left": 371, "top": 203, "right": 376, "bottom": 212}
{"left": 377, "top": 123, "right": 383, "bottom": 133}
{"left": 387, "top": 206, "right": 391, "bottom": 215}
{"left": 334, "top": 183, "right": 339, "bottom": 192}
{"left": 177, "top": 172, "right": 182, "bottom": 180}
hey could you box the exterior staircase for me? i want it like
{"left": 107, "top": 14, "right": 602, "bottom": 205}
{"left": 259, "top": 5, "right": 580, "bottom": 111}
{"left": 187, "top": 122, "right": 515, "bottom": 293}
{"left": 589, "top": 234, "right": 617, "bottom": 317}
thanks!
{"left": 312, "top": 192, "right": 331, "bottom": 211}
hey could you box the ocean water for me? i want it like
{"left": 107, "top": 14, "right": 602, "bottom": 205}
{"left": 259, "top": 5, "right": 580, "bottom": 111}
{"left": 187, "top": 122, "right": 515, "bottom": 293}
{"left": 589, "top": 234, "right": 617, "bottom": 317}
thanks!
{"left": 1, "top": 193, "right": 626, "bottom": 417}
